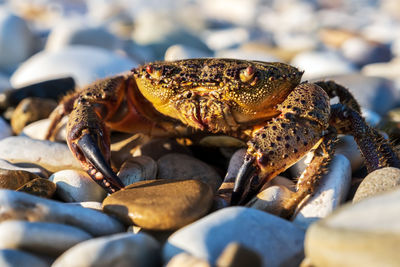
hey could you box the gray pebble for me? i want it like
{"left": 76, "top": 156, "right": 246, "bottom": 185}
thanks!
{"left": 0, "top": 249, "right": 49, "bottom": 267}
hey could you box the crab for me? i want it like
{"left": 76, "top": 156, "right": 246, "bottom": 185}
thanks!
{"left": 45, "top": 58, "right": 400, "bottom": 218}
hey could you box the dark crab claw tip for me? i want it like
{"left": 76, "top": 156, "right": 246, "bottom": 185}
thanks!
{"left": 77, "top": 134, "right": 124, "bottom": 192}
{"left": 231, "top": 155, "right": 256, "bottom": 206}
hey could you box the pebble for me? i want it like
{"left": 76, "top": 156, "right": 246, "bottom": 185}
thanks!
{"left": 103, "top": 179, "right": 214, "bottom": 230}
{"left": 305, "top": 188, "right": 400, "bottom": 267}
{"left": 0, "top": 8, "right": 36, "bottom": 73}
{"left": 52, "top": 232, "right": 161, "bottom": 267}
{"left": 0, "top": 189, "right": 124, "bottom": 236}
{"left": 10, "top": 97, "right": 57, "bottom": 134}
{"left": 0, "top": 220, "right": 92, "bottom": 256}
{"left": 10, "top": 46, "right": 137, "bottom": 88}
{"left": 216, "top": 242, "right": 262, "bottom": 267}
{"left": 215, "top": 48, "right": 279, "bottom": 62}
{"left": 131, "top": 138, "right": 192, "bottom": 160}
{"left": 0, "top": 249, "right": 49, "bottom": 267}
{"left": 362, "top": 57, "right": 400, "bottom": 82}
{"left": 353, "top": 167, "right": 400, "bottom": 203}
{"left": 0, "top": 168, "right": 39, "bottom": 190}
{"left": 16, "top": 178, "right": 56, "bottom": 198}
{"left": 163, "top": 207, "right": 305, "bottom": 267}
{"left": 204, "top": 27, "right": 250, "bottom": 51}
{"left": 0, "top": 159, "right": 49, "bottom": 178}
{"left": 165, "top": 44, "right": 213, "bottom": 61}
{"left": 46, "top": 19, "right": 121, "bottom": 51}
{"left": 22, "top": 118, "right": 67, "bottom": 141}
{"left": 0, "top": 136, "right": 81, "bottom": 172}
{"left": 117, "top": 156, "right": 157, "bottom": 186}
{"left": 290, "top": 51, "right": 356, "bottom": 80}
{"left": 0, "top": 72, "right": 11, "bottom": 92}
{"left": 166, "top": 252, "right": 211, "bottom": 267}
{"left": 50, "top": 170, "right": 106, "bottom": 202}
{"left": 0, "top": 118, "right": 12, "bottom": 140}
{"left": 157, "top": 153, "right": 221, "bottom": 192}
{"left": 68, "top": 201, "right": 103, "bottom": 211}
{"left": 293, "top": 154, "right": 352, "bottom": 229}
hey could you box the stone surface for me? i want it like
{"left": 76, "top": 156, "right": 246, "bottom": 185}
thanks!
{"left": 22, "top": 118, "right": 67, "bottom": 141}
{"left": 68, "top": 201, "right": 103, "bottom": 211}
{"left": 0, "top": 168, "right": 39, "bottom": 190}
{"left": 11, "top": 97, "right": 57, "bottom": 134}
{"left": 216, "top": 242, "right": 262, "bottom": 267}
{"left": 16, "top": 178, "right": 56, "bottom": 198}
{"left": 293, "top": 154, "right": 352, "bottom": 229}
{"left": 117, "top": 156, "right": 157, "bottom": 186}
{"left": 0, "top": 117, "right": 12, "bottom": 140}
{"left": 52, "top": 232, "right": 161, "bottom": 267}
{"left": 0, "top": 249, "right": 49, "bottom": 267}
{"left": 165, "top": 44, "right": 212, "bottom": 61}
{"left": 0, "top": 189, "right": 124, "bottom": 236}
{"left": 0, "top": 136, "right": 81, "bottom": 172}
{"left": 10, "top": 46, "right": 136, "bottom": 88}
{"left": 166, "top": 253, "right": 211, "bottom": 267}
{"left": 0, "top": 220, "right": 92, "bottom": 256}
{"left": 215, "top": 48, "right": 279, "bottom": 62}
{"left": 103, "top": 179, "right": 214, "bottom": 230}
{"left": 157, "top": 153, "right": 221, "bottom": 192}
{"left": 353, "top": 167, "right": 400, "bottom": 203}
{"left": 0, "top": 159, "right": 49, "bottom": 178}
{"left": 50, "top": 170, "right": 106, "bottom": 202}
{"left": 305, "top": 188, "right": 400, "bottom": 267}
{"left": 131, "top": 138, "right": 192, "bottom": 160}
{"left": 163, "top": 207, "right": 305, "bottom": 267}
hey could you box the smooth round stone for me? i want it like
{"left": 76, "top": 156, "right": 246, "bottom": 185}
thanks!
{"left": 22, "top": 118, "right": 67, "bottom": 141}
{"left": 68, "top": 201, "right": 103, "bottom": 211}
{"left": 0, "top": 168, "right": 39, "bottom": 190}
{"left": 157, "top": 153, "right": 221, "bottom": 192}
{"left": 0, "top": 136, "right": 81, "bottom": 172}
{"left": 11, "top": 97, "right": 57, "bottom": 134}
{"left": 0, "top": 9, "right": 36, "bottom": 72}
{"left": 16, "top": 178, "right": 56, "bottom": 198}
{"left": 131, "top": 138, "right": 192, "bottom": 160}
{"left": 353, "top": 167, "right": 400, "bottom": 203}
{"left": 50, "top": 170, "right": 106, "bottom": 202}
{"left": 274, "top": 32, "right": 317, "bottom": 52}
{"left": 0, "top": 189, "right": 124, "bottom": 236}
{"left": 52, "top": 232, "right": 160, "bottom": 267}
{"left": 163, "top": 207, "right": 305, "bottom": 267}
{"left": 103, "top": 179, "right": 214, "bottom": 230}
{"left": 0, "top": 159, "right": 49, "bottom": 178}
{"left": 0, "top": 117, "right": 12, "bottom": 140}
{"left": 0, "top": 220, "right": 92, "bottom": 256}
{"left": 10, "top": 46, "right": 137, "bottom": 88}
{"left": 165, "top": 44, "right": 213, "bottom": 61}
{"left": 215, "top": 48, "right": 280, "bottom": 62}
{"left": 290, "top": 51, "right": 356, "bottom": 80}
{"left": 305, "top": 188, "right": 400, "bottom": 267}
{"left": 0, "top": 249, "right": 48, "bottom": 267}
{"left": 117, "top": 156, "right": 157, "bottom": 186}
{"left": 293, "top": 154, "right": 352, "bottom": 229}
{"left": 204, "top": 27, "right": 250, "bottom": 51}
{"left": 216, "top": 242, "right": 262, "bottom": 267}
{"left": 46, "top": 19, "right": 121, "bottom": 51}
{"left": 166, "top": 252, "right": 211, "bottom": 267}
{"left": 362, "top": 58, "right": 400, "bottom": 86}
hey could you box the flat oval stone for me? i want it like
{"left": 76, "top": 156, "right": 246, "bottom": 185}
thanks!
{"left": 0, "top": 168, "right": 39, "bottom": 190}
{"left": 16, "top": 178, "right": 56, "bottom": 198}
{"left": 0, "top": 249, "right": 48, "bottom": 267}
{"left": 103, "top": 179, "right": 214, "bottom": 230}
{"left": 0, "top": 159, "right": 49, "bottom": 178}
{"left": 117, "top": 156, "right": 157, "bottom": 186}
{"left": 0, "top": 220, "right": 92, "bottom": 256}
{"left": 52, "top": 232, "right": 160, "bottom": 267}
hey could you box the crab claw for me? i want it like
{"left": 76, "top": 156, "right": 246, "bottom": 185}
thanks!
{"left": 76, "top": 134, "right": 124, "bottom": 193}
{"left": 231, "top": 155, "right": 257, "bottom": 205}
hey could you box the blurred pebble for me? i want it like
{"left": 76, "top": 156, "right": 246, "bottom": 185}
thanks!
{"left": 0, "top": 220, "right": 92, "bottom": 256}
{"left": 157, "top": 153, "right": 221, "bottom": 192}
{"left": 165, "top": 44, "right": 213, "bottom": 61}
{"left": 11, "top": 97, "right": 57, "bottom": 134}
{"left": 215, "top": 48, "right": 279, "bottom": 62}
{"left": 53, "top": 233, "right": 160, "bottom": 267}
{"left": 0, "top": 168, "right": 39, "bottom": 190}
{"left": 166, "top": 252, "right": 211, "bottom": 267}
{"left": 353, "top": 167, "right": 400, "bottom": 203}
{"left": 0, "top": 136, "right": 81, "bottom": 172}
{"left": 216, "top": 242, "right": 262, "bottom": 267}
{"left": 0, "top": 8, "right": 36, "bottom": 73}
{"left": 204, "top": 28, "right": 250, "bottom": 51}
{"left": 0, "top": 72, "right": 10, "bottom": 92}
{"left": 16, "top": 178, "right": 56, "bottom": 198}
{"left": 0, "top": 117, "right": 12, "bottom": 140}
{"left": 50, "top": 170, "right": 106, "bottom": 202}
{"left": 22, "top": 118, "right": 67, "bottom": 141}
{"left": 0, "top": 189, "right": 124, "bottom": 236}
{"left": 274, "top": 32, "right": 317, "bottom": 52}
{"left": 291, "top": 51, "right": 356, "bottom": 80}
{"left": 0, "top": 159, "right": 49, "bottom": 178}
{"left": 68, "top": 201, "right": 103, "bottom": 211}
{"left": 305, "top": 188, "right": 400, "bottom": 267}
{"left": 293, "top": 154, "right": 351, "bottom": 229}
{"left": 163, "top": 207, "right": 305, "bottom": 267}
{"left": 0, "top": 249, "right": 48, "bottom": 267}
{"left": 117, "top": 156, "right": 157, "bottom": 186}
{"left": 334, "top": 135, "right": 364, "bottom": 171}
{"left": 10, "top": 46, "right": 137, "bottom": 88}
{"left": 103, "top": 179, "right": 213, "bottom": 230}
{"left": 362, "top": 57, "right": 400, "bottom": 83}
{"left": 46, "top": 18, "right": 122, "bottom": 51}
{"left": 131, "top": 138, "right": 192, "bottom": 160}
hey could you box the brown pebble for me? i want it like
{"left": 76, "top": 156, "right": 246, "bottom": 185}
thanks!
{"left": 16, "top": 178, "right": 56, "bottom": 198}
{"left": 103, "top": 179, "right": 214, "bottom": 230}
{"left": 0, "top": 168, "right": 39, "bottom": 190}
{"left": 216, "top": 242, "right": 262, "bottom": 267}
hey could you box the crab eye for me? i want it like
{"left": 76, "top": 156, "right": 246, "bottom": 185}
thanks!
{"left": 240, "top": 66, "right": 255, "bottom": 83}
{"left": 145, "top": 65, "right": 162, "bottom": 79}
